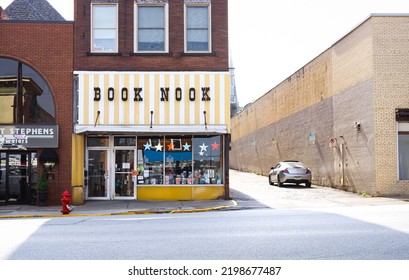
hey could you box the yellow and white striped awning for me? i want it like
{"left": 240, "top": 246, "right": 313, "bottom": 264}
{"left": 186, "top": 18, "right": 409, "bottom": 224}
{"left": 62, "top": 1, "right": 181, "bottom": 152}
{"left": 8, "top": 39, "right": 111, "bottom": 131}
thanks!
{"left": 74, "top": 71, "right": 230, "bottom": 134}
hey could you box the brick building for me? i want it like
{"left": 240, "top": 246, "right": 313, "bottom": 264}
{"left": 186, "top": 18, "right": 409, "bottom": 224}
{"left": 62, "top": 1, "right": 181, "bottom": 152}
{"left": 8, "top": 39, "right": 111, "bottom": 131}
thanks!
{"left": 72, "top": 0, "right": 230, "bottom": 202}
{"left": 0, "top": 0, "right": 73, "bottom": 205}
{"left": 1, "top": 0, "right": 230, "bottom": 205}
{"left": 230, "top": 14, "right": 409, "bottom": 197}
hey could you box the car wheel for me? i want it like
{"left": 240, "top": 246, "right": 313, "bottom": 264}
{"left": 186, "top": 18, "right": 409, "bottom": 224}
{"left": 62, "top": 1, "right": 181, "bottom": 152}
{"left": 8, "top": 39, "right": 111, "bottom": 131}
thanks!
{"left": 268, "top": 175, "right": 274, "bottom": 186}
{"left": 277, "top": 175, "right": 284, "bottom": 187}
{"left": 305, "top": 182, "right": 311, "bottom": 188}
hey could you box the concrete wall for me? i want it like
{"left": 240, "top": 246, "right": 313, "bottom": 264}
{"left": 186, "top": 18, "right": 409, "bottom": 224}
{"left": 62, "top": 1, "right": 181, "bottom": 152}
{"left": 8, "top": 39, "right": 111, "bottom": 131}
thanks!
{"left": 230, "top": 15, "right": 409, "bottom": 196}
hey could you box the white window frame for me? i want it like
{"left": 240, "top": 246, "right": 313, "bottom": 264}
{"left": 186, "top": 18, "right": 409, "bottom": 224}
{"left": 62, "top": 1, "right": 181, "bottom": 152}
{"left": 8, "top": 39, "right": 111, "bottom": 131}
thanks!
{"left": 184, "top": 3, "right": 212, "bottom": 53}
{"left": 397, "top": 122, "right": 409, "bottom": 181}
{"left": 91, "top": 3, "right": 119, "bottom": 53}
{"left": 134, "top": 3, "right": 169, "bottom": 53}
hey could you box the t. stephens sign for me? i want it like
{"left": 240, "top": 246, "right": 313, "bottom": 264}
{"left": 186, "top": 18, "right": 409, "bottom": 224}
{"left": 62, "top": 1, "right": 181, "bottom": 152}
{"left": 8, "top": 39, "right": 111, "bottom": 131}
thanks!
{"left": 0, "top": 125, "right": 59, "bottom": 148}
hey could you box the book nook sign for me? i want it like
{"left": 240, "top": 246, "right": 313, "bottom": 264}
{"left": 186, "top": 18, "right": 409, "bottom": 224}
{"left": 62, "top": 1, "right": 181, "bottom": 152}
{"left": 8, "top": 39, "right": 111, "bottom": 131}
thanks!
{"left": 93, "top": 87, "right": 212, "bottom": 102}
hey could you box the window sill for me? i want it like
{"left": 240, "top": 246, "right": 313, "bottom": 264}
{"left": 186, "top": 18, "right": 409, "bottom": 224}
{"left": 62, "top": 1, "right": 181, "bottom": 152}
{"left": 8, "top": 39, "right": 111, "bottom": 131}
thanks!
{"left": 87, "top": 52, "right": 122, "bottom": 56}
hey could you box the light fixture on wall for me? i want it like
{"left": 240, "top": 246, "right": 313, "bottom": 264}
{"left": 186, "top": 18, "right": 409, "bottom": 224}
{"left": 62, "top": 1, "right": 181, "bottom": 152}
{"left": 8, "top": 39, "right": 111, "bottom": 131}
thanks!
{"left": 354, "top": 122, "right": 361, "bottom": 133}
{"left": 203, "top": 111, "right": 208, "bottom": 130}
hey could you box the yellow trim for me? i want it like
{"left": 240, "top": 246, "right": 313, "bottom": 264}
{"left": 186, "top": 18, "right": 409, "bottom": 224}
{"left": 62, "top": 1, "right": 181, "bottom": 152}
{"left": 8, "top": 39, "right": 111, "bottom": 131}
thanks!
{"left": 83, "top": 74, "right": 89, "bottom": 124}
{"left": 154, "top": 74, "right": 160, "bottom": 125}
{"left": 71, "top": 134, "right": 84, "bottom": 185}
{"left": 194, "top": 74, "right": 200, "bottom": 124}
{"left": 93, "top": 74, "right": 100, "bottom": 125}
{"left": 214, "top": 74, "right": 220, "bottom": 124}
{"left": 103, "top": 74, "right": 110, "bottom": 124}
{"left": 144, "top": 74, "right": 150, "bottom": 125}
{"left": 124, "top": 74, "right": 131, "bottom": 124}
{"left": 184, "top": 74, "right": 191, "bottom": 125}
{"left": 175, "top": 74, "right": 181, "bottom": 125}
{"left": 114, "top": 74, "right": 120, "bottom": 124}
{"left": 137, "top": 186, "right": 225, "bottom": 200}
{"left": 204, "top": 74, "right": 211, "bottom": 123}
{"left": 133, "top": 73, "right": 140, "bottom": 125}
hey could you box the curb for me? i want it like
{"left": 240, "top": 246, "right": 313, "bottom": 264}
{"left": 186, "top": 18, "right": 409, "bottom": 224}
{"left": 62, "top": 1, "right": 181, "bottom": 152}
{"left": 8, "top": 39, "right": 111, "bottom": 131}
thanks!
{"left": 0, "top": 200, "right": 238, "bottom": 219}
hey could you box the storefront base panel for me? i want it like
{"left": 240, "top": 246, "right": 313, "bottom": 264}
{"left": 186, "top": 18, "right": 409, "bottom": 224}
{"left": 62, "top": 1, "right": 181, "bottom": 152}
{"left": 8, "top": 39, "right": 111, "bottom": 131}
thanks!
{"left": 137, "top": 186, "right": 225, "bottom": 200}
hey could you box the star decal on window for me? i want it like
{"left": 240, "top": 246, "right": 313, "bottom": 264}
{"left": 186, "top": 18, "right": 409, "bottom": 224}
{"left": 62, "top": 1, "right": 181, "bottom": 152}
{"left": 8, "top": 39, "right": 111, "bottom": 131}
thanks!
{"left": 155, "top": 141, "right": 163, "bottom": 151}
{"left": 199, "top": 143, "right": 208, "bottom": 152}
{"left": 183, "top": 142, "right": 191, "bottom": 151}
{"left": 144, "top": 142, "right": 151, "bottom": 150}
{"left": 211, "top": 141, "right": 220, "bottom": 150}
{"left": 167, "top": 142, "right": 174, "bottom": 151}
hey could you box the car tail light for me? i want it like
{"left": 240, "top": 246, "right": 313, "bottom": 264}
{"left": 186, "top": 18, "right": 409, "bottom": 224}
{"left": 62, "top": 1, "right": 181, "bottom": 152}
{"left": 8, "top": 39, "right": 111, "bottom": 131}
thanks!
{"left": 282, "top": 168, "right": 289, "bottom": 174}
{"left": 306, "top": 169, "right": 311, "bottom": 174}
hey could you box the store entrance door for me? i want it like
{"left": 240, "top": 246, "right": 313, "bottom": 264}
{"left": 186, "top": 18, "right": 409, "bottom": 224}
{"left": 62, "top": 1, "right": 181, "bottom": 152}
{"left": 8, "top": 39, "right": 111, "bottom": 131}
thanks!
{"left": 113, "top": 149, "right": 136, "bottom": 199}
{"left": 0, "top": 152, "right": 35, "bottom": 205}
{"left": 86, "top": 150, "right": 109, "bottom": 199}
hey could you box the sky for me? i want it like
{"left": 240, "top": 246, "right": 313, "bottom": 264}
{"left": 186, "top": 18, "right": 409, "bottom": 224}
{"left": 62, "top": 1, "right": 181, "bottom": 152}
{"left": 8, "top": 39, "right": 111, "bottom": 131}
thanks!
{"left": 1, "top": 0, "right": 409, "bottom": 106}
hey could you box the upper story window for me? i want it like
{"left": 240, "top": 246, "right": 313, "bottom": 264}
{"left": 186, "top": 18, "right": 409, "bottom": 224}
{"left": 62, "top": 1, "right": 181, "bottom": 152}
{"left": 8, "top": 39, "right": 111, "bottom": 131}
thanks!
{"left": 91, "top": 4, "right": 118, "bottom": 53}
{"left": 135, "top": 4, "right": 168, "bottom": 53}
{"left": 185, "top": 4, "right": 211, "bottom": 53}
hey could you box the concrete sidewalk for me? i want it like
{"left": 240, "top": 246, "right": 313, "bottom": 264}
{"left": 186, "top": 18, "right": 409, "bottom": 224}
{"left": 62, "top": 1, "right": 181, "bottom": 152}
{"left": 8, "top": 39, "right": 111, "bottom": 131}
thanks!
{"left": 0, "top": 199, "right": 238, "bottom": 219}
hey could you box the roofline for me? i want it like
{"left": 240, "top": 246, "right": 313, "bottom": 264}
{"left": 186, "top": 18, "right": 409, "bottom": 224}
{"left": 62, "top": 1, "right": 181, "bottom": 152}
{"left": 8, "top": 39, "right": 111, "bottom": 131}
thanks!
{"left": 0, "top": 20, "right": 73, "bottom": 24}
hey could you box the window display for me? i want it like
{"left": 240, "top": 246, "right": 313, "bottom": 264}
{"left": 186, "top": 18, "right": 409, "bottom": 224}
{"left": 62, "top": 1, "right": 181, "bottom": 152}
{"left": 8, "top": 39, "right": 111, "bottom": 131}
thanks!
{"left": 193, "top": 136, "right": 223, "bottom": 184}
{"left": 136, "top": 135, "right": 223, "bottom": 185}
{"left": 137, "top": 137, "right": 164, "bottom": 185}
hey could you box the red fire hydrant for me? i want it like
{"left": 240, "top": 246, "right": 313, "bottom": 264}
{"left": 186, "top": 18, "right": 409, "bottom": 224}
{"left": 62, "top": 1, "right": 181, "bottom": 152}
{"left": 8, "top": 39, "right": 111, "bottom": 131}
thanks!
{"left": 61, "top": 190, "right": 72, "bottom": 214}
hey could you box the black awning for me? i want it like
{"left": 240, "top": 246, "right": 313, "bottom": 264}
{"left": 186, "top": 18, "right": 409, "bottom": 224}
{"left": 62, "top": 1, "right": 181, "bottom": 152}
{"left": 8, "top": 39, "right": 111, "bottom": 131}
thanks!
{"left": 39, "top": 148, "right": 59, "bottom": 164}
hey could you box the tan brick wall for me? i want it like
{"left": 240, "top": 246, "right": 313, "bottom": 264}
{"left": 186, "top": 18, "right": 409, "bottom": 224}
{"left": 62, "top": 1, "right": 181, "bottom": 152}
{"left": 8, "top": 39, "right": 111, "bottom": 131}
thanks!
{"left": 373, "top": 16, "right": 409, "bottom": 196}
{"left": 231, "top": 15, "right": 409, "bottom": 197}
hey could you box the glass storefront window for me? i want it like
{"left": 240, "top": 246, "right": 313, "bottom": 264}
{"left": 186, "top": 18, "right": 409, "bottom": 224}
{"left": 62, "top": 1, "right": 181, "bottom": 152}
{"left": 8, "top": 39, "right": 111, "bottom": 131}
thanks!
{"left": 164, "top": 136, "right": 193, "bottom": 184}
{"left": 114, "top": 137, "right": 136, "bottom": 146}
{"left": 0, "top": 58, "right": 55, "bottom": 124}
{"left": 398, "top": 132, "right": 409, "bottom": 180}
{"left": 135, "top": 135, "right": 223, "bottom": 185}
{"left": 87, "top": 137, "right": 109, "bottom": 147}
{"left": 193, "top": 136, "right": 223, "bottom": 184}
{"left": 137, "top": 137, "right": 164, "bottom": 185}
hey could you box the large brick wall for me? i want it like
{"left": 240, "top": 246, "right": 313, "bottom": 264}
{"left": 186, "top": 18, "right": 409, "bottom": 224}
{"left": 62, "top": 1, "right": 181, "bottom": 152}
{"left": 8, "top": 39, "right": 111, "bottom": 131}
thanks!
{"left": 373, "top": 16, "right": 409, "bottom": 196}
{"left": 74, "top": 0, "right": 229, "bottom": 71}
{"left": 0, "top": 21, "right": 74, "bottom": 204}
{"left": 230, "top": 15, "right": 409, "bottom": 197}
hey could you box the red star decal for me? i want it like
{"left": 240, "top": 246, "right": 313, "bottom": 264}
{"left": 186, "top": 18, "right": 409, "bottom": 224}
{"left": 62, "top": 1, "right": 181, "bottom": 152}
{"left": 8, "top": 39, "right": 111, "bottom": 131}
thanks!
{"left": 167, "top": 142, "right": 173, "bottom": 151}
{"left": 211, "top": 141, "right": 220, "bottom": 150}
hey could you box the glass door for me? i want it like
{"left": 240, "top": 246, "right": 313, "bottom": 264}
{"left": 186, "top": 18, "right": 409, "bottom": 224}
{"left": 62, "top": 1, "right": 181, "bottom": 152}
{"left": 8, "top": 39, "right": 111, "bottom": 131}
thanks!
{"left": 87, "top": 150, "right": 109, "bottom": 199}
{"left": 0, "top": 152, "right": 33, "bottom": 204}
{"left": 0, "top": 153, "right": 6, "bottom": 203}
{"left": 113, "top": 149, "right": 136, "bottom": 199}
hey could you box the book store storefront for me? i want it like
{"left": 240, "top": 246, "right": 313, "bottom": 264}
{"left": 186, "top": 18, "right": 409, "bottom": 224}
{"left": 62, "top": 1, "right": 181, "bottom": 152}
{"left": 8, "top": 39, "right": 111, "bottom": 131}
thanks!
{"left": 73, "top": 71, "right": 231, "bottom": 201}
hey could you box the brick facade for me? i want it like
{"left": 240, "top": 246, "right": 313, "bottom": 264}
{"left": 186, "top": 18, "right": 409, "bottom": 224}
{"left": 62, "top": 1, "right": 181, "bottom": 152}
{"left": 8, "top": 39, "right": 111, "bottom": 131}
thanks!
{"left": 74, "top": 0, "right": 229, "bottom": 71}
{"left": 230, "top": 15, "right": 409, "bottom": 197}
{"left": 0, "top": 21, "right": 74, "bottom": 204}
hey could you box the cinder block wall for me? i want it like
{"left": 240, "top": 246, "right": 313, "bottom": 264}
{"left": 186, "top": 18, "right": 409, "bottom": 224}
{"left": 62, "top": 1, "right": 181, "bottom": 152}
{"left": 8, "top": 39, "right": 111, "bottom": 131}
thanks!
{"left": 373, "top": 16, "right": 409, "bottom": 196}
{"left": 231, "top": 16, "right": 409, "bottom": 196}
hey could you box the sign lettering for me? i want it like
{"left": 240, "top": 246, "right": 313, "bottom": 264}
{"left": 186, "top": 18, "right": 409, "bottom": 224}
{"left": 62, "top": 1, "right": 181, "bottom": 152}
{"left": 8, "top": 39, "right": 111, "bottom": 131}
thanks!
{"left": 93, "top": 87, "right": 211, "bottom": 102}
